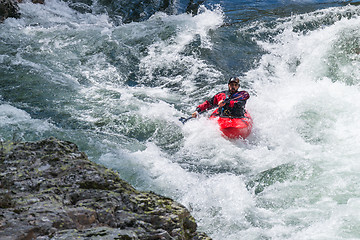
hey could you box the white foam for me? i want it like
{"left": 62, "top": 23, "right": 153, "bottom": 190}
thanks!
{"left": 138, "top": 7, "right": 224, "bottom": 95}
{"left": 0, "top": 104, "right": 32, "bottom": 125}
{"left": 0, "top": 104, "right": 53, "bottom": 140}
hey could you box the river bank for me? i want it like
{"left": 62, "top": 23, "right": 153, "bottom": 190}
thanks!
{"left": 0, "top": 137, "right": 210, "bottom": 239}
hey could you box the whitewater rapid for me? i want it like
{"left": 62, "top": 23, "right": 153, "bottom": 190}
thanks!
{"left": 1, "top": 1, "right": 360, "bottom": 239}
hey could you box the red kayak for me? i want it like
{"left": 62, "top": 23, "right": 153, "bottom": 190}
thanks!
{"left": 209, "top": 109, "right": 253, "bottom": 139}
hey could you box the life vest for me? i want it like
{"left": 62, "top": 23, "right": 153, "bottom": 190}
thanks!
{"left": 195, "top": 90, "right": 249, "bottom": 117}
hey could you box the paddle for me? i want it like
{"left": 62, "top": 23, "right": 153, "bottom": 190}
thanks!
{"left": 179, "top": 91, "right": 249, "bottom": 124}
{"left": 179, "top": 109, "right": 208, "bottom": 124}
{"left": 222, "top": 91, "right": 249, "bottom": 103}
{"left": 179, "top": 116, "right": 194, "bottom": 124}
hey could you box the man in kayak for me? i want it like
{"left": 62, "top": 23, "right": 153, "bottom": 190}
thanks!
{"left": 192, "top": 77, "right": 250, "bottom": 118}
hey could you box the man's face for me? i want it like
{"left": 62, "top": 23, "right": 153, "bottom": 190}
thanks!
{"left": 228, "top": 82, "right": 239, "bottom": 94}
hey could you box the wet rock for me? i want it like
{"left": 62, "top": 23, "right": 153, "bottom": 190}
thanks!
{"left": 31, "top": 0, "right": 45, "bottom": 4}
{"left": 68, "top": 2, "right": 92, "bottom": 14}
{"left": 186, "top": 0, "right": 205, "bottom": 16}
{"left": 95, "top": 0, "right": 175, "bottom": 24}
{"left": 0, "top": 0, "right": 205, "bottom": 24}
{"left": 0, "top": 0, "right": 20, "bottom": 22}
{"left": 0, "top": 137, "right": 211, "bottom": 240}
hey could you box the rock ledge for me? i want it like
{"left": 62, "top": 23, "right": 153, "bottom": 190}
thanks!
{"left": 0, "top": 137, "right": 210, "bottom": 240}
{"left": 0, "top": 0, "right": 20, "bottom": 22}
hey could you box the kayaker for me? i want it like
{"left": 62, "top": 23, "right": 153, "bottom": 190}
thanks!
{"left": 192, "top": 77, "right": 250, "bottom": 118}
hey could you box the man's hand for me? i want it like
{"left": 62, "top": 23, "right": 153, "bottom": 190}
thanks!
{"left": 218, "top": 100, "right": 225, "bottom": 108}
{"left": 192, "top": 111, "right": 198, "bottom": 118}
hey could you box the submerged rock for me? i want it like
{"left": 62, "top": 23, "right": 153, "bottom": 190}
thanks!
{"left": 0, "top": 137, "right": 211, "bottom": 239}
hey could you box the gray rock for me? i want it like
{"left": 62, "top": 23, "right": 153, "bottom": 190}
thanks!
{"left": 0, "top": 137, "right": 211, "bottom": 240}
{"left": 0, "top": 0, "right": 20, "bottom": 22}
{"left": 94, "top": 0, "right": 174, "bottom": 24}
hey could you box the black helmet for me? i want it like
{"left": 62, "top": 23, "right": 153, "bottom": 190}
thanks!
{"left": 228, "top": 77, "right": 240, "bottom": 85}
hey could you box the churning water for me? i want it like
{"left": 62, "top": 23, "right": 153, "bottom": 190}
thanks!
{"left": 1, "top": 0, "right": 360, "bottom": 239}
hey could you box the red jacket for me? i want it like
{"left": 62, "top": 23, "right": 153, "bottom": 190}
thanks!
{"left": 196, "top": 90, "right": 249, "bottom": 117}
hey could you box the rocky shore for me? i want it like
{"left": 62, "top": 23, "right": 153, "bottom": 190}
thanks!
{"left": 0, "top": 138, "right": 211, "bottom": 240}
{"left": 0, "top": 0, "right": 204, "bottom": 23}
{"left": 0, "top": 0, "right": 20, "bottom": 22}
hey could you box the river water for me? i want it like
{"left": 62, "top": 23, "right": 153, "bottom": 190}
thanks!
{"left": 1, "top": 0, "right": 360, "bottom": 239}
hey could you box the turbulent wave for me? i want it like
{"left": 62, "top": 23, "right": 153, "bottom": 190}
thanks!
{"left": 1, "top": 0, "right": 360, "bottom": 239}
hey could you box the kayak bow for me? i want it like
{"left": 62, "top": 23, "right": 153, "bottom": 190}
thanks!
{"left": 209, "top": 110, "right": 253, "bottom": 139}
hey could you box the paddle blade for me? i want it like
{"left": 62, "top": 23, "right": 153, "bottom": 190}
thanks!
{"left": 179, "top": 116, "right": 192, "bottom": 124}
{"left": 232, "top": 91, "right": 249, "bottom": 101}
